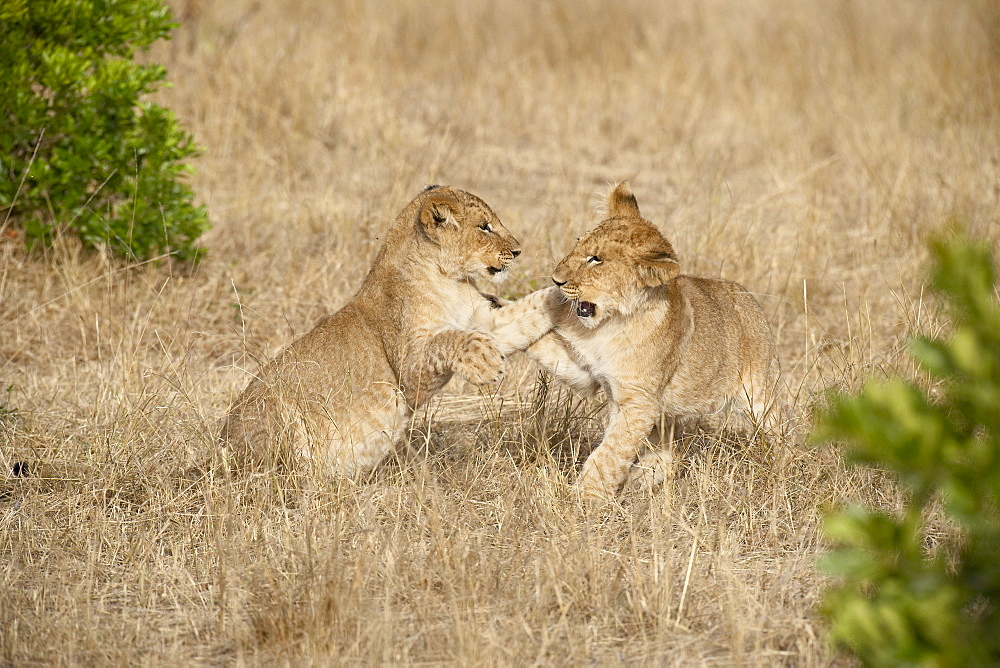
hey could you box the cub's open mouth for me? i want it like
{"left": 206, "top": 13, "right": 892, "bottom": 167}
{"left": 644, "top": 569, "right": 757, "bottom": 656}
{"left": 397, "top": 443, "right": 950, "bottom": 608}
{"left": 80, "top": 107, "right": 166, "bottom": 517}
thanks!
{"left": 486, "top": 266, "right": 503, "bottom": 275}
{"left": 577, "top": 301, "right": 597, "bottom": 318}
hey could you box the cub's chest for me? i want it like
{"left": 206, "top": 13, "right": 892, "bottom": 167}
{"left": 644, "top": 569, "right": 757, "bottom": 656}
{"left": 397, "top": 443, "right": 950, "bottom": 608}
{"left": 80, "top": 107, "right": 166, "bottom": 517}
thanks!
{"left": 562, "top": 312, "right": 669, "bottom": 388}
{"left": 562, "top": 326, "right": 631, "bottom": 384}
{"left": 419, "top": 282, "right": 489, "bottom": 332}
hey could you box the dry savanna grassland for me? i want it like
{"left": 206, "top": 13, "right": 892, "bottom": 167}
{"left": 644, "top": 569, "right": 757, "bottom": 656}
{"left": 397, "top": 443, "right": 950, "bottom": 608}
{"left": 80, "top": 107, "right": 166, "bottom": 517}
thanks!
{"left": 2, "top": 0, "right": 999, "bottom": 664}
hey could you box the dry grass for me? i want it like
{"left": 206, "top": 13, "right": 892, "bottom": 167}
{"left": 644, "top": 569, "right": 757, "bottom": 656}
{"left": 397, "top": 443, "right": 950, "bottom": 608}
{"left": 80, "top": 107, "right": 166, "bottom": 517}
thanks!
{"left": 2, "top": 0, "right": 998, "bottom": 663}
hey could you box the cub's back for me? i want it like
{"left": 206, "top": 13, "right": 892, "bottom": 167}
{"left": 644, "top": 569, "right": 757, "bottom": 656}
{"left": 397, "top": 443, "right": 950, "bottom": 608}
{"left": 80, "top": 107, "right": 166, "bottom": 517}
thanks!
{"left": 674, "top": 274, "right": 778, "bottom": 381}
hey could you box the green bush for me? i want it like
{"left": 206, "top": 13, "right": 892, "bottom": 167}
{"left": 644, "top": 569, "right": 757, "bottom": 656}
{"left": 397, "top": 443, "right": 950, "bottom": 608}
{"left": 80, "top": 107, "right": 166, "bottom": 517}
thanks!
{"left": 0, "top": 0, "right": 208, "bottom": 261}
{"left": 813, "top": 232, "right": 1000, "bottom": 666}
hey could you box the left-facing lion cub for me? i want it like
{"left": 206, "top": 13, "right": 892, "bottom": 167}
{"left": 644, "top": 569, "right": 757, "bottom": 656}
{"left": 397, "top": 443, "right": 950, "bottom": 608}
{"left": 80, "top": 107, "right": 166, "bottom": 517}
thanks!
{"left": 220, "top": 186, "right": 552, "bottom": 479}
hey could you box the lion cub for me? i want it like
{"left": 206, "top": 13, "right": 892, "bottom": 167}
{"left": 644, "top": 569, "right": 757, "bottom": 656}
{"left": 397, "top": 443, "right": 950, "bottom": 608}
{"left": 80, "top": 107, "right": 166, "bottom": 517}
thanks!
{"left": 526, "top": 183, "right": 780, "bottom": 499}
{"left": 220, "top": 186, "right": 554, "bottom": 479}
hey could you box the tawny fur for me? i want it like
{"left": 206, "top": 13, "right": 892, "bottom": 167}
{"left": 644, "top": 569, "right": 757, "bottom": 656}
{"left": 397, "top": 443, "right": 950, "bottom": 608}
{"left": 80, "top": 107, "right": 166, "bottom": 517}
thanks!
{"left": 220, "top": 186, "right": 554, "bottom": 479}
{"left": 525, "top": 183, "right": 781, "bottom": 500}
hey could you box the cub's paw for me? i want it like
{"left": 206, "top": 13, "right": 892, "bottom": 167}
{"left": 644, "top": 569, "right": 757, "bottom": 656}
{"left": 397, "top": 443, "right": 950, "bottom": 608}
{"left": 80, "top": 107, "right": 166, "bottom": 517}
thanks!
{"left": 575, "top": 459, "right": 621, "bottom": 503}
{"left": 625, "top": 450, "right": 673, "bottom": 492}
{"left": 454, "top": 332, "right": 505, "bottom": 386}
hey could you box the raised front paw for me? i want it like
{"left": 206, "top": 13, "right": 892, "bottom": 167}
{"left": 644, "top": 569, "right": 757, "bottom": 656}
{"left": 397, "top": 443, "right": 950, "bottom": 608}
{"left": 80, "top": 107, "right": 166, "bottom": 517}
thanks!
{"left": 488, "top": 287, "right": 561, "bottom": 355}
{"left": 453, "top": 332, "right": 505, "bottom": 386}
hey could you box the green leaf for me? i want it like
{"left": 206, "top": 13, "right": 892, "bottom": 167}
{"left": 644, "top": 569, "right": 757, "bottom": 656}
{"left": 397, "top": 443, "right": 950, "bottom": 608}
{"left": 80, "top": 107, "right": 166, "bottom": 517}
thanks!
{"left": 1, "top": 0, "right": 207, "bottom": 261}
{"left": 813, "top": 231, "right": 1000, "bottom": 665}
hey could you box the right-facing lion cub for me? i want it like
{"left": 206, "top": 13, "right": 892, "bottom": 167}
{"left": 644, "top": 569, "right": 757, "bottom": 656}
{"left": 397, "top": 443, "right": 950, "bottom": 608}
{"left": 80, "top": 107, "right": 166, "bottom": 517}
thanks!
{"left": 526, "top": 182, "right": 780, "bottom": 500}
{"left": 220, "top": 186, "right": 554, "bottom": 480}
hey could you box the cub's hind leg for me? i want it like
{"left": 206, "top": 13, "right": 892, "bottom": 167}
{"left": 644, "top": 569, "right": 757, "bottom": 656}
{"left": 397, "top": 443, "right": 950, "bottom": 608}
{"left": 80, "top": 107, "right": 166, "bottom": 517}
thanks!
{"left": 736, "top": 356, "right": 782, "bottom": 435}
{"left": 306, "top": 384, "right": 411, "bottom": 480}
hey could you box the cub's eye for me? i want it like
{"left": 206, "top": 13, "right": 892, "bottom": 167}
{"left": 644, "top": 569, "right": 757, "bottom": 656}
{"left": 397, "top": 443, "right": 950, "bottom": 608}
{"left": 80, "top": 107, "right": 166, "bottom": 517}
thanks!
{"left": 479, "top": 222, "right": 493, "bottom": 233}
{"left": 587, "top": 255, "right": 602, "bottom": 264}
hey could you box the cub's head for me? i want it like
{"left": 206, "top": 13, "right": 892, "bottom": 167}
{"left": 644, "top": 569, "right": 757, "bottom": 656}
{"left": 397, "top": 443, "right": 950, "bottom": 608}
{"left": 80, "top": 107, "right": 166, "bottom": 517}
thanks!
{"left": 417, "top": 186, "right": 521, "bottom": 283}
{"left": 552, "top": 182, "right": 679, "bottom": 327}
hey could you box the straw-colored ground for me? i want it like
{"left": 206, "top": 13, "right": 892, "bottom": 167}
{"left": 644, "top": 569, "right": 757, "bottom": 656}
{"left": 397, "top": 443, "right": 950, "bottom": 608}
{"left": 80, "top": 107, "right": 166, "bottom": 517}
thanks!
{"left": 2, "top": 0, "right": 998, "bottom": 663}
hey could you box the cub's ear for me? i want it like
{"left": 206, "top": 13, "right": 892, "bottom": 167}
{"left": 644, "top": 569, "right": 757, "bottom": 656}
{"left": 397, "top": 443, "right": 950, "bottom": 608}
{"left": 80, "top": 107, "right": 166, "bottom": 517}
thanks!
{"left": 636, "top": 247, "right": 680, "bottom": 287}
{"left": 418, "top": 192, "right": 461, "bottom": 240}
{"left": 607, "top": 181, "right": 641, "bottom": 219}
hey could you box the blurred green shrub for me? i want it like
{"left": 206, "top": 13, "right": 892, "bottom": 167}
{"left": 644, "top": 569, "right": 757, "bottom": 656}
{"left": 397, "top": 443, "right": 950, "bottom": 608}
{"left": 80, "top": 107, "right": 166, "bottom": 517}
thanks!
{"left": 0, "top": 0, "right": 207, "bottom": 261}
{"left": 814, "top": 232, "right": 1000, "bottom": 665}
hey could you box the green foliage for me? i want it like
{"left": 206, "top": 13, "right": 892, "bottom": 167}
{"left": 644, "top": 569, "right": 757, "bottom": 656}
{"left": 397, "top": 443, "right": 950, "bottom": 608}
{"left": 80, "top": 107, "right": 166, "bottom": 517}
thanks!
{"left": 0, "top": 0, "right": 208, "bottom": 261}
{"left": 814, "top": 232, "right": 1000, "bottom": 666}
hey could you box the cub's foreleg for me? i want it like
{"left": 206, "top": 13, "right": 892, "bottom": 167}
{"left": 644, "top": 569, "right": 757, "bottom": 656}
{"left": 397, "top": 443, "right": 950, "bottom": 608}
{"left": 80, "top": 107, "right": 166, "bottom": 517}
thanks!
{"left": 576, "top": 395, "right": 660, "bottom": 500}
{"left": 479, "top": 287, "right": 562, "bottom": 355}
{"left": 525, "top": 334, "right": 601, "bottom": 398}
{"left": 402, "top": 330, "right": 504, "bottom": 406}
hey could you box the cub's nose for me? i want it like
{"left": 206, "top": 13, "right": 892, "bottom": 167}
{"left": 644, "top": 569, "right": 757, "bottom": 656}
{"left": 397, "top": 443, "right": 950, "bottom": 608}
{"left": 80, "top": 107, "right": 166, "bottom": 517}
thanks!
{"left": 511, "top": 250, "right": 521, "bottom": 258}
{"left": 552, "top": 278, "right": 566, "bottom": 287}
